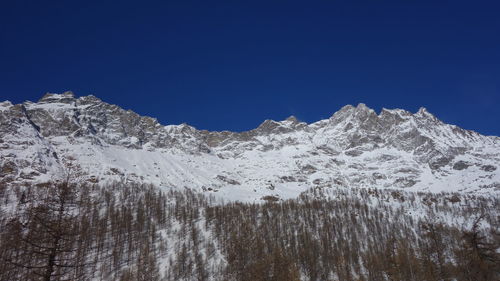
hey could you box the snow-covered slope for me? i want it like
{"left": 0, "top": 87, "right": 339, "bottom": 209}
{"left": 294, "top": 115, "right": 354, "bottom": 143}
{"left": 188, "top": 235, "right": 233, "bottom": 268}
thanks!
{"left": 1, "top": 92, "right": 499, "bottom": 201}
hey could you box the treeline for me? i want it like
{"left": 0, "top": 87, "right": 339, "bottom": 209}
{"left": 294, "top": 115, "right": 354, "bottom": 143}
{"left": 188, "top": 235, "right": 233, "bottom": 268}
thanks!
{"left": 0, "top": 181, "right": 498, "bottom": 281}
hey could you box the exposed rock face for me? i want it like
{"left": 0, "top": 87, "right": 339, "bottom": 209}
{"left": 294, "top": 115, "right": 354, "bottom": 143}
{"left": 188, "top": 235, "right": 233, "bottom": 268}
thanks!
{"left": 1, "top": 92, "right": 499, "bottom": 200}
{"left": 0, "top": 102, "right": 62, "bottom": 185}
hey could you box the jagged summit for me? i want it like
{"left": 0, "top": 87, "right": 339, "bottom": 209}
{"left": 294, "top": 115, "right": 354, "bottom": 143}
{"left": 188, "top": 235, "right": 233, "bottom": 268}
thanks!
{"left": 355, "top": 103, "right": 372, "bottom": 111}
{"left": 416, "top": 106, "right": 437, "bottom": 119}
{"left": 39, "top": 91, "right": 76, "bottom": 103}
{"left": 0, "top": 92, "right": 498, "bottom": 200}
{"left": 16, "top": 93, "right": 439, "bottom": 132}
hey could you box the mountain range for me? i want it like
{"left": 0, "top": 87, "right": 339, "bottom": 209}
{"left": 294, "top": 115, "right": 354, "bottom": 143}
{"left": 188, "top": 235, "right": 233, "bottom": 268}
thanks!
{"left": 1, "top": 91, "right": 498, "bottom": 201}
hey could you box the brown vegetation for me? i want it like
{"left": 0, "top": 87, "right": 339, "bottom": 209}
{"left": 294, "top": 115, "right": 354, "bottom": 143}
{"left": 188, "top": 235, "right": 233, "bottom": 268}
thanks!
{"left": 0, "top": 182, "right": 498, "bottom": 280}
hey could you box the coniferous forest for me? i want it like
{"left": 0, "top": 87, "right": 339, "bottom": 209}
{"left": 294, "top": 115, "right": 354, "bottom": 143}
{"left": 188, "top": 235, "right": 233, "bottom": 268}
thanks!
{"left": 0, "top": 181, "right": 498, "bottom": 281}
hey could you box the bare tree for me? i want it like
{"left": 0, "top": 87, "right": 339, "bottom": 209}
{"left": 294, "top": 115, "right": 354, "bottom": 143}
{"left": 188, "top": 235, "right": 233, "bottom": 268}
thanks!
{"left": 454, "top": 214, "right": 499, "bottom": 281}
{"left": 4, "top": 180, "right": 85, "bottom": 281}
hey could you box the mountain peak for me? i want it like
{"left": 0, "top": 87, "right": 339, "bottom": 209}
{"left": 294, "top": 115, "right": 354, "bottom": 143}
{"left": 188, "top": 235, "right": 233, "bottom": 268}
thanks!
{"left": 334, "top": 103, "right": 375, "bottom": 115}
{"left": 78, "top": 94, "right": 102, "bottom": 105}
{"left": 417, "top": 107, "right": 431, "bottom": 115}
{"left": 284, "top": 115, "right": 299, "bottom": 123}
{"left": 356, "top": 103, "right": 370, "bottom": 111}
{"left": 416, "top": 106, "right": 437, "bottom": 120}
{"left": 0, "top": 100, "right": 13, "bottom": 109}
{"left": 39, "top": 91, "right": 76, "bottom": 103}
{"left": 380, "top": 107, "right": 412, "bottom": 117}
{"left": 256, "top": 119, "right": 279, "bottom": 130}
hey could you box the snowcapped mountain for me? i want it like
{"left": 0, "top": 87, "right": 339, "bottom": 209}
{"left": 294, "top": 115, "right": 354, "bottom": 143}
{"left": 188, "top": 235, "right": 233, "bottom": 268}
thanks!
{"left": 1, "top": 92, "right": 499, "bottom": 201}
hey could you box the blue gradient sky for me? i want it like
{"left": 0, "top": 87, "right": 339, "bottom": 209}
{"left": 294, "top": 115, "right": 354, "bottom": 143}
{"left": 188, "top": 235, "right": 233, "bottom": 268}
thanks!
{"left": 1, "top": 1, "right": 498, "bottom": 135}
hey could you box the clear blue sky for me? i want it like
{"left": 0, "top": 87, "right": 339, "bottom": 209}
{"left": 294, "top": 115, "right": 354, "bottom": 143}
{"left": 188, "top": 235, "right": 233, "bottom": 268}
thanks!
{"left": 1, "top": 0, "right": 498, "bottom": 135}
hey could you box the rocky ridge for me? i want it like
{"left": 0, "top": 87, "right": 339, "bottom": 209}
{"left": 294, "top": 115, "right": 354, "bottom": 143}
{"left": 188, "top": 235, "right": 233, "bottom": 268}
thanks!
{"left": 1, "top": 92, "right": 499, "bottom": 201}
